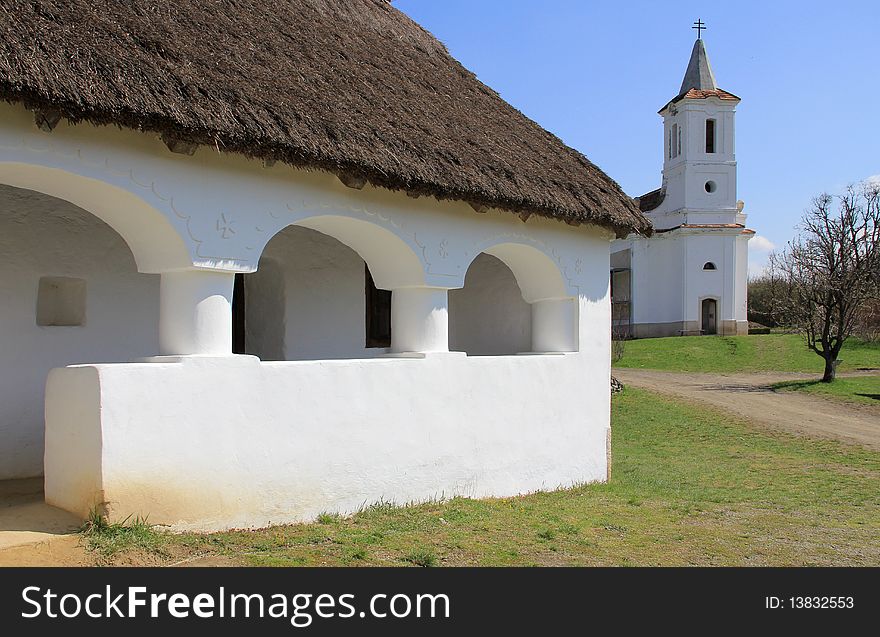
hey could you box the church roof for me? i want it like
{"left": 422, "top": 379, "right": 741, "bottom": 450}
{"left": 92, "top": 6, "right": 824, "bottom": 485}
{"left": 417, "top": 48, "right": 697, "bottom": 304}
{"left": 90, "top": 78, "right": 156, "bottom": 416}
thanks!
{"left": 679, "top": 39, "right": 717, "bottom": 94}
{"left": 0, "top": 0, "right": 651, "bottom": 237}
{"left": 660, "top": 39, "right": 740, "bottom": 111}
{"left": 678, "top": 88, "right": 740, "bottom": 102}
{"left": 635, "top": 187, "right": 666, "bottom": 213}
{"left": 655, "top": 223, "right": 754, "bottom": 235}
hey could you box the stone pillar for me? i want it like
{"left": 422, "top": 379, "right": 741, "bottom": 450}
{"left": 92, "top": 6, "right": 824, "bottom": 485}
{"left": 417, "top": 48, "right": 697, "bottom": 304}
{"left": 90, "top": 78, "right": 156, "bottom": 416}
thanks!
{"left": 159, "top": 270, "right": 236, "bottom": 356}
{"left": 391, "top": 287, "right": 449, "bottom": 354}
{"left": 531, "top": 297, "right": 577, "bottom": 352}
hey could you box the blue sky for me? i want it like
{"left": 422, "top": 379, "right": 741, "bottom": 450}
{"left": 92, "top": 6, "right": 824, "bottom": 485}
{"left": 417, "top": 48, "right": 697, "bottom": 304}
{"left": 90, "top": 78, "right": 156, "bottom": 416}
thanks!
{"left": 394, "top": 0, "right": 880, "bottom": 275}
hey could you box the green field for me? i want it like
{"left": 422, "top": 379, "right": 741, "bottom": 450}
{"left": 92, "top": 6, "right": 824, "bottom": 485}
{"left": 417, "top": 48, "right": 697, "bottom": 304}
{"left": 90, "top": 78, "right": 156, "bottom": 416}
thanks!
{"left": 614, "top": 333, "right": 880, "bottom": 374}
{"left": 83, "top": 388, "right": 880, "bottom": 566}
{"left": 772, "top": 375, "right": 880, "bottom": 406}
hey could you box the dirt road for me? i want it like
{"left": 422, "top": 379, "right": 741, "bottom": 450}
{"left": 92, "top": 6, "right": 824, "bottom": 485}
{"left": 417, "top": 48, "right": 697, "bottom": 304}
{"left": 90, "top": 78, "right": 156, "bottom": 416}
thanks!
{"left": 614, "top": 369, "right": 880, "bottom": 450}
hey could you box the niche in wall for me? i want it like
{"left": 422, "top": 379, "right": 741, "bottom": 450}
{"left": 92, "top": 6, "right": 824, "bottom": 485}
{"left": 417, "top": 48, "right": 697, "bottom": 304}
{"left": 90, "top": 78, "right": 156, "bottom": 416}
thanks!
{"left": 36, "top": 276, "right": 86, "bottom": 326}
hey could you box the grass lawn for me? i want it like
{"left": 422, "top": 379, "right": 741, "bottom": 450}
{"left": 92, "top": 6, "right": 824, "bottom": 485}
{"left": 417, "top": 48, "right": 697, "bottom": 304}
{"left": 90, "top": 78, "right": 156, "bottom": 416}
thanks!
{"left": 772, "top": 375, "right": 880, "bottom": 406}
{"left": 614, "top": 333, "right": 880, "bottom": 374}
{"left": 82, "top": 388, "right": 880, "bottom": 566}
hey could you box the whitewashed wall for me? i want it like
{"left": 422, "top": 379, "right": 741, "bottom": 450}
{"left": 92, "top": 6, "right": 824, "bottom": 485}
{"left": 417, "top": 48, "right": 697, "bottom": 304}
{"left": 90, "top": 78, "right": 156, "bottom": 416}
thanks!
{"left": 683, "top": 232, "right": 734, "bottom": 327}
{"left": 629, "top": 235, "right": 683, "bottom": 327}
{"left": 0, "top": 185, "right": 159, "bottom": 479}
{"left": 242, "top": 257, "right": 286, "bottom": 361}
{"left": 45, "top": 351, "right": 608, "bottom": 531}
{"left": 0, "top": 101, "right": 616, "bottom": 529}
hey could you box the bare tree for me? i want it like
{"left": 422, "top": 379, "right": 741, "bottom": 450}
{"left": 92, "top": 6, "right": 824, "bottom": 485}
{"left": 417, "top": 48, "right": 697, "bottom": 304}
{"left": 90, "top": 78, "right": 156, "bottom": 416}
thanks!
{"left": 768, "top": 183, "right": 880, "bottom": 382}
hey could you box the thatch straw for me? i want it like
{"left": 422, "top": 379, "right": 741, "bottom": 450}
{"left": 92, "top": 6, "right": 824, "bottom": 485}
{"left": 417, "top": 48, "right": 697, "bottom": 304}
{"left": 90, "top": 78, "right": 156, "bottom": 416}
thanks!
{"left": 0, "top": 0, "right": 651, "bottom": 236}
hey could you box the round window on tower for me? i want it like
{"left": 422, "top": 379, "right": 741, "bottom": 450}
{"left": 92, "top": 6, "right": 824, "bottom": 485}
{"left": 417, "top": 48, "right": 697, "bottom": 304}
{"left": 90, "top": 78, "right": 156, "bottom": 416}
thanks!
{"left": 704, "top": 180, "right": 717, "bottom": 193}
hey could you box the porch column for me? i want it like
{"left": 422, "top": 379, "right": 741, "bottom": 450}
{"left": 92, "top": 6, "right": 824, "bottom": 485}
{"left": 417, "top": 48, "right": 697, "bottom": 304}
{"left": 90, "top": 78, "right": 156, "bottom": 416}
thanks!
{"left": 159, "top": 270, "right": 236, "bottom": 356}
{"left": 531, "top": 297, "right": 577, "bottom": 352}
{"left": 391, "top": 287, "right": 449, "bottom": 354}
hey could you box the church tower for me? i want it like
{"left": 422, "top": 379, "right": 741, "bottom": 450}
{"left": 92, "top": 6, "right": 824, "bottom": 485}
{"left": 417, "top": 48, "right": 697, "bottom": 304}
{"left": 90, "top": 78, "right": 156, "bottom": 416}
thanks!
{"left": 656, "top": 36, "right": 743, "bottom": 228}
{"left": 611, "top": 25, "right": 754, "bottom": 339}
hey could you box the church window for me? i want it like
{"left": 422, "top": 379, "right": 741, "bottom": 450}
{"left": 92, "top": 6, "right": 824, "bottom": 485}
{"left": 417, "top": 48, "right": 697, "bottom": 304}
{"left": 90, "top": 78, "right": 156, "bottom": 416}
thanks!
{"left": 670, "top": 124, "right": 679, "bottom": 158}
{"left": 365, "top": 264, "right": 392, "bottom": 348}
{"left": 703, "top": 262, "right": 717, "bottom": 271}
{"left": 704, "top": 180, "right": 717, "bottom": 193}
{"left": 706, "top": 119, "right": 716, "bottom": 153}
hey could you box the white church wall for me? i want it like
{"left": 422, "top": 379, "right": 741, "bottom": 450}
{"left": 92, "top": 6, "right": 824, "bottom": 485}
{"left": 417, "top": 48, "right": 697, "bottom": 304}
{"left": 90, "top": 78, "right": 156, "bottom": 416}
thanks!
{"left": 734, "top": 234, "right": 750, "bottom": 324}
{"left": 0, "top": 185, "right": 159, "bottom": 479}
{"left": 682, "top": 232, "right": 749, "bottom": 335}
{"left": 683, "top": 232, "right": 730, "bottom": 323}
{"left": 629, "top": 236, "right": 684, "bottom": 334}
{"left": 449, "top": 253, "right": 531, "bottom": 355}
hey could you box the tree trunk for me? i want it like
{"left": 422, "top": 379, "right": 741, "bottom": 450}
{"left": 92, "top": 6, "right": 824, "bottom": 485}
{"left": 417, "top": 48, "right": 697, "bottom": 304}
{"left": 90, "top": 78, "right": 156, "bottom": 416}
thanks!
{"left": 821, "top": 357, "right": 838, "bottom": 383}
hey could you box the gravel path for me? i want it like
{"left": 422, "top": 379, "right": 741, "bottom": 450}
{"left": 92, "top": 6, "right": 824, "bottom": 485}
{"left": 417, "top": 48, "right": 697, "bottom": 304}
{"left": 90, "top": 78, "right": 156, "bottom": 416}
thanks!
{"left": 614, "top": 369, "right": 880, "bottom": 450}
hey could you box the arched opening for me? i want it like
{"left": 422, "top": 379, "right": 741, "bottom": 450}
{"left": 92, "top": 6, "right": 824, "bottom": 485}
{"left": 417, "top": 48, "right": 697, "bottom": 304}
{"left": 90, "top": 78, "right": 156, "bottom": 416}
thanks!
{"left": 449, "top": 254, "right": 531, "bottom": 355}
{"left": 0, "top": 184, "right": 159, "bottom": 479}
{"left": 0, "top": 162, "right": 191, "bottom": 272}
{"left": 703, "top": 261, "right": 717, "bottom": 270}
{"left": 451, "top": 243, "right": 576, "bottom": 355}
{"left": 238, "top": 218, "right": 422, "bottom": 361}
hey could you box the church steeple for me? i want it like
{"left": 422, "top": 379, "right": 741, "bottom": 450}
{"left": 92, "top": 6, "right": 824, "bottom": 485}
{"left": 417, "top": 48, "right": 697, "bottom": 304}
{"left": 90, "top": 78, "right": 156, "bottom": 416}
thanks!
{"left": 655, "top": 25, "right": 741, "bottom": 222}
{"left": 679, "top": 38, "right": 717, "bottom": 95}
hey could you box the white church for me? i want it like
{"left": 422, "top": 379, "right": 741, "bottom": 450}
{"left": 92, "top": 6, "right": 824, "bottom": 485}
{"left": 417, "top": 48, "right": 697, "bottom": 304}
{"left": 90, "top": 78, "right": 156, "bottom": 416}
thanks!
{"left": 0, "top": 1, "right": 651, "bottom": 530}
{"left": 611, "top": 35, "right": 754, "bottom": 338}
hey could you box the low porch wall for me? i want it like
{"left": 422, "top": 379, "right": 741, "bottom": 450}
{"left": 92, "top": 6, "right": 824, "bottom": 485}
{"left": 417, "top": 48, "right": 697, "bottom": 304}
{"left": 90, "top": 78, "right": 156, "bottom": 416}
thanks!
{"left": 44, "top": 353, "right": 608, "bottom": 531}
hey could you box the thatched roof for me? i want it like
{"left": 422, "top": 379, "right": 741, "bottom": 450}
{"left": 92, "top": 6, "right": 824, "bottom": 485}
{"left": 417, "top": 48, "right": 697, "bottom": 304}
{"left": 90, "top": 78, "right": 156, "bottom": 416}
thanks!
{"left": 0, "top": 0, "right": 650, "bottom": 236}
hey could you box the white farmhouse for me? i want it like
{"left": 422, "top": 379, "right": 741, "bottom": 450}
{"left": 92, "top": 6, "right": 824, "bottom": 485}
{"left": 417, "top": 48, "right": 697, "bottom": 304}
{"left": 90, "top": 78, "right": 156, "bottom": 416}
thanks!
{"left": 0, "top": 1, "right": 649, "bottom": 530}
{"left": 612, "top": 36, "right": 754, "bottom": 338}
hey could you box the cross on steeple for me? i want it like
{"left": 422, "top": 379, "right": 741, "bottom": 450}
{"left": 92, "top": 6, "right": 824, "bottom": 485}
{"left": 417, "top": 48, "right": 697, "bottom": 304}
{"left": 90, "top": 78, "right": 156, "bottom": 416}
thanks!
{"left": 692, "top": 19, "right": 706, "bottom": 39}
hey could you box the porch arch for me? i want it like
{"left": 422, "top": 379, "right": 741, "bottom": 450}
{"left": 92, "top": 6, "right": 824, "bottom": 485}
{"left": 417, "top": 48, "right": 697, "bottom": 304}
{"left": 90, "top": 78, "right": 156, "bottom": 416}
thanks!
{"left": 262, "top": 214, "right": 426, "bottom": 290}
{"left": 239, "top": 215, "right": 429, "bottom": 360}
{"left": 455, "top": 242, "right": 577, "bottom": 353}
{"left": 0, "top": 162, "right": 191, "bottom": 273}
{"left": 472, "top": 241, "right": 569, "bottom": 303}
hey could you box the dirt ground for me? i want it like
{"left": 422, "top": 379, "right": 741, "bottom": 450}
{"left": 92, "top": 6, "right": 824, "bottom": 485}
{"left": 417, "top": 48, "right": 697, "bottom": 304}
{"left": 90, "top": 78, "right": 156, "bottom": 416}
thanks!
{"left": 0, "top": 535, "right": 89, "bottom": 566}
{"left": 614, "top": 369, "right": 880, "bottom": 450}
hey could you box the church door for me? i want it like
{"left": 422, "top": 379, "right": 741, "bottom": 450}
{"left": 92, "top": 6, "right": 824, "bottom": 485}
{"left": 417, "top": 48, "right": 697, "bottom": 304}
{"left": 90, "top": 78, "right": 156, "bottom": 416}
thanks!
{"left": 701, "top": 299, "right": 717, "bottom": 335}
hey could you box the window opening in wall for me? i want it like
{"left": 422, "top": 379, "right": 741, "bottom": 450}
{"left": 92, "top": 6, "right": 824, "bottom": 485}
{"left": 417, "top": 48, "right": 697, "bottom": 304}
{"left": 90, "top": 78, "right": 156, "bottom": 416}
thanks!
{"left": 365, "top": 264, "right": 392, "bottom": 348}
{"left": 705, "top": 118, "right": 716, "bottom": 153}
{"left": 703, "top": 262, "right": 717, "bottom": 271}
{"left": 232, "top": 272, "right": 247, "bottom": 354}
{"left": 36, "top": 276, "right": 86, "bottom": 326}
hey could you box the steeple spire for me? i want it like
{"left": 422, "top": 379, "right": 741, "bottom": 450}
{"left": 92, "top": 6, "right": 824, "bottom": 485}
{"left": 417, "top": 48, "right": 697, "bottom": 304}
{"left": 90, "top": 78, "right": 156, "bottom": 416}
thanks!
{"left": 679, "top": 38, "right": 717, "bottom": 95}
